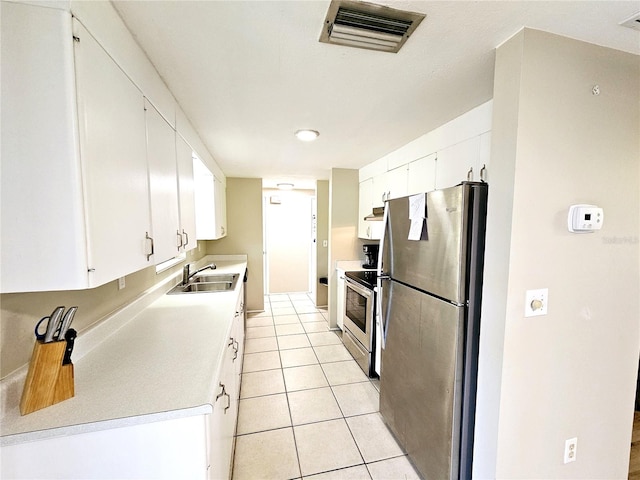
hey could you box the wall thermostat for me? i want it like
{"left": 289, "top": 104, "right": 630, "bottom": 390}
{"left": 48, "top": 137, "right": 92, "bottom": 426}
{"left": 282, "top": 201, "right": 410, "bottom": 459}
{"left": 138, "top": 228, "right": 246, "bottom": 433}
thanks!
{"left": 568, "top": 204, "right": 604, "bottom": 233}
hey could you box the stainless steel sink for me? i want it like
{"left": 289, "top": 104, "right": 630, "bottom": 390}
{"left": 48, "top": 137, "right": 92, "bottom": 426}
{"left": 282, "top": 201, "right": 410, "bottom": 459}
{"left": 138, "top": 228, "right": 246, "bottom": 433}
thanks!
{"left": 191, "top": 274, "right": 238, "bottom": 284}
{"left": 167, "top": 273, "right": 239, "bottom": 294}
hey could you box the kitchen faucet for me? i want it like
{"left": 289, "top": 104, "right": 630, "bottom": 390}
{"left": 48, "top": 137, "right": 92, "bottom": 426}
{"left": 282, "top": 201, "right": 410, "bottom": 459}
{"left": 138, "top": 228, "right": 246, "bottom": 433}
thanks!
{"left": 182, "top": 263, "right": 217, "bottom": 285}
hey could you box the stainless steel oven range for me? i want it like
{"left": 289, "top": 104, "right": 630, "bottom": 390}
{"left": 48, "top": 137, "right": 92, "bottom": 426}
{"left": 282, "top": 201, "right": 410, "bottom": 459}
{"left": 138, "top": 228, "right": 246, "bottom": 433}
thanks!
{"left": 343, "top": 270, "right": 377, "bottom": 377}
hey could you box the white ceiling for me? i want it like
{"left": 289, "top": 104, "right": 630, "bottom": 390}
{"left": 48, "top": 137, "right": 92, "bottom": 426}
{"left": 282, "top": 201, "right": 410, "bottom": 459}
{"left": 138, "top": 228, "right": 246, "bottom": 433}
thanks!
{"left": 112, "top": 1, "right": 640, "bottom": 186}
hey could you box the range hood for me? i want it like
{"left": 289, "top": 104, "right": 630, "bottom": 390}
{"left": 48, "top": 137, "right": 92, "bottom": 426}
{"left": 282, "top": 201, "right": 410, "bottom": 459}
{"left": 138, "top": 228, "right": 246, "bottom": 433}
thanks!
{"left": 364, "top": 207, "right": 384, "bottom": 221}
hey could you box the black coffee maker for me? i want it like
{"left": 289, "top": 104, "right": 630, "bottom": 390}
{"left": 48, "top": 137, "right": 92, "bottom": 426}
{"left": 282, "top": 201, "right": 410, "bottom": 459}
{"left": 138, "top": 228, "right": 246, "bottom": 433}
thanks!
{"left": 362, "top": 244, "right": 379, "bottom": 269}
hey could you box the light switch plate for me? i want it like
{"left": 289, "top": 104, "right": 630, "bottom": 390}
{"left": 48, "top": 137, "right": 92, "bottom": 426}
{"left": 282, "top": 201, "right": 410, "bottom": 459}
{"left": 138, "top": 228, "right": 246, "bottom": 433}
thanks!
{"left": 525, "top": 288, "right": 548, "bottom": 317}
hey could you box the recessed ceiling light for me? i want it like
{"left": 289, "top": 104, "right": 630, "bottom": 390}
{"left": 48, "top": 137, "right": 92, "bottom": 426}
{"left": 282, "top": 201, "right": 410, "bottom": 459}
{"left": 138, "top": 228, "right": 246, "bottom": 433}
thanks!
{"left": 277, "top": 183, "right": 294, "bottom": 190}
{"left": 295, "top": 129, "right": 320, "bottom": 141}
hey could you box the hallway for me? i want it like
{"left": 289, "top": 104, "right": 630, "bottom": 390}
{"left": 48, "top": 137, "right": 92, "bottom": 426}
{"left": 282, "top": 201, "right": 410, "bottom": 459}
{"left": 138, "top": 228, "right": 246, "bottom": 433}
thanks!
{"left": 231, "top": 293, "right": 419, "bottom": 479}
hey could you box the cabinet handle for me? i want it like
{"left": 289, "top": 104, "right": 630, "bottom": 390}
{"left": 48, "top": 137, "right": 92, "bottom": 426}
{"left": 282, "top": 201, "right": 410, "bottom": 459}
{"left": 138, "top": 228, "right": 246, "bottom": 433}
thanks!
{"left": 177, "top": 230, "right": 183, "bottom": 250}
{"left": 215, "top": 382, "right": 231, "bottom": 413}
{"left": 221, "top": 226, "right": 225, "bottom": 235}
{"left": 145, "top": 232, "right": 154, "bottom": 261}
{"left": 182, "top": 229, "right": 189, "bottom": 247}
{"left": 480, "top": 164, "right": 487, "bottom": 182}
{"left": 467, "top": 167, "right": 473, "bottom": 181}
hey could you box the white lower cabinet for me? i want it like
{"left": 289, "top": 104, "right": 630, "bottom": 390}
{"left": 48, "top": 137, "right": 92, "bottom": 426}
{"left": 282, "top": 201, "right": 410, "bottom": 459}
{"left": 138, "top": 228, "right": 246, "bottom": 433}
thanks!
{"left": 1, "top": 416, "right": 210, "bottom": 479}
{"left": 209, "top": 281, "right": 245, "bottom": 479}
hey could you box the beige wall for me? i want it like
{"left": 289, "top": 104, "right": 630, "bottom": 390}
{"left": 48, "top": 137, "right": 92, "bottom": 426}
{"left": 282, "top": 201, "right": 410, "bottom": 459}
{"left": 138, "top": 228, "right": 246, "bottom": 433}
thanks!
{"left": 206, "top": 178, "right": 264, "bottom": 312}
{"left": 315, "top": 180, "right": 329, "bottom": 307}
{"left": 328, "top": 168, "right": 360, "bottom": 328}
{"left": 0, "top": 246, "right": 206, "bottom": 379}
{"left": 475, "top": 29, "right": 640, "bottom": 478}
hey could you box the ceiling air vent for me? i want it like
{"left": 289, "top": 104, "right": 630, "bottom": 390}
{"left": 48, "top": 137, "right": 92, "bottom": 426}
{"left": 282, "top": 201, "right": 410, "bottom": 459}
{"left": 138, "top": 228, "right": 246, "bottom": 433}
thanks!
{"left": 620, "top": 11, "right": 640, "bottom": 31}
{"left": 319, "top": 0, "right": 425, "bottom": 53}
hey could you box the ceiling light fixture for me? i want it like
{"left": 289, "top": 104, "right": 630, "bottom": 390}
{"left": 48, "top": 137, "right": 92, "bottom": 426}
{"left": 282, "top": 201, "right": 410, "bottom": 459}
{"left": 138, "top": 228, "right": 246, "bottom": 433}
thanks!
{"left": 295, "top": 129, "right": 320, "bottom": 141}
{"left": 277, "top": 183, "right": 294, "bottom": 190}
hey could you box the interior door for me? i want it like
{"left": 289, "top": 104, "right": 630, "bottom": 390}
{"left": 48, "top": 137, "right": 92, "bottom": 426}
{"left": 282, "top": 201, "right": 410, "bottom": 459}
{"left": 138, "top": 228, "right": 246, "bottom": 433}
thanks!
{"left": 265, "top": 192, "right": 312, "bottom": 293}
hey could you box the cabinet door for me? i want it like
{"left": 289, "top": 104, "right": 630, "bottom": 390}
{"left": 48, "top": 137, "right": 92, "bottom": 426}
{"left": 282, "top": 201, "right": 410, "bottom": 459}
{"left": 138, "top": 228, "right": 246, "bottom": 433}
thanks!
{"left": 1, "top": 3, "right": 89, "bottom": 292}
{"left": 176, "top": 134, "right": 197, "bottom": 252}
{"left": 358, "top": 179, "right": 373, "bottom": 239}
{"left": 208, "top": 336, "right": 238, "bottom": 480}
{"left": 407, "top": 153, "right": 437, "bottom": 195}
{"left": 385, "top": 165, "right": 408, "bottom": 200}
{"left": 74, "top": 19, "right": 151, "bottom": 285}
{"left": 371, "top": 174, "right": 388, "bottom": 209}
{"left": 435, "top": 136, "right": 481, "bottom": 190}
{"left": 194, "top": 158, "right": 216, "bottom": 240}
{"left": 214, "top": 176, "right": 227, "bottom": 238}
{"left": 145, "top": 100, "right": 180, "bottom": 264}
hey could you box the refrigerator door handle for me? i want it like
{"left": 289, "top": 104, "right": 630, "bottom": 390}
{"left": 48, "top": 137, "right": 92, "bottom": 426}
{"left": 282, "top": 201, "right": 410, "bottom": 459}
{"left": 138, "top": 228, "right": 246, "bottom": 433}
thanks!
{"left": 377, "top": 275, "right": 391, "bottom": 349}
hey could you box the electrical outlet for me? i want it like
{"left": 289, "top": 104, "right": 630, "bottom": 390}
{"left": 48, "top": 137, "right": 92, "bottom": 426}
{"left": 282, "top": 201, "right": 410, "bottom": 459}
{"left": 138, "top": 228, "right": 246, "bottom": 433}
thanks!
{"left": 525, "top": 288, "right": 548, "bottom": 317}
{"left": 118, "top": 277, "right": 126, "bottom": 290}
{"left": 564, "top": 437, "right": 577, "bottom": 464}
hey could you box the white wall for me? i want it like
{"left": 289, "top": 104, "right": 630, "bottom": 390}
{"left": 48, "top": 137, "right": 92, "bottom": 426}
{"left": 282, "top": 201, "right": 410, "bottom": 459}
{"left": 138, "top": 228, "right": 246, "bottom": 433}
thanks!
{"left": 475, "top": 28, "right": 640, "bottom": 479}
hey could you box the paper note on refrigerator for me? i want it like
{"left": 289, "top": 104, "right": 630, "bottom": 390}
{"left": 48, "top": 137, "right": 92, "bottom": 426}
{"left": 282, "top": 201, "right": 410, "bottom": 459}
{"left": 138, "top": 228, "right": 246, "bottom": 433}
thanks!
{"left": 408, "top": 193, "right": 426, "bottom": 241}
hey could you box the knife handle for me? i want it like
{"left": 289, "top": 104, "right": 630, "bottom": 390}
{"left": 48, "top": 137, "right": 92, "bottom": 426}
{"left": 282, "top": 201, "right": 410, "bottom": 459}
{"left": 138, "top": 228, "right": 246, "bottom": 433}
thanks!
{"left": 62, "top": 328, "right": 77, "bottom": 365}
{"left": 44, "top": 307, "right": 65, "bottom": 343}
{"left": 57, "top": 306, "right": 78, "bottom": 341}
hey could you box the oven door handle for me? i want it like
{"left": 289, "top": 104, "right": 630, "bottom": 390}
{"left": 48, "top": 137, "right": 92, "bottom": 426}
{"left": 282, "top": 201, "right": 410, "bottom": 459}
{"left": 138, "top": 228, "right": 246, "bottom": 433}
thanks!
{"left": 345, "top": 276, "right": 374, "bottom": 299}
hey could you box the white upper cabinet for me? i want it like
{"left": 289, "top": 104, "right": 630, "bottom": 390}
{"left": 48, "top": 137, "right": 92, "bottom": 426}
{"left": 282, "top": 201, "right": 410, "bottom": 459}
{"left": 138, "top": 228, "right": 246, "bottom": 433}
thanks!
{"left": 74, "top": 18, "right": 153, "bottom": 285}
{"left": 372, "top": 165, "right": 408, "bottom": 208}
{"left": 435, "top": 136, "right": 482, "bottom": 189}
{"left": 1, "top": 3, "right": 213, "bottom": 292}
{"left": 194, "top": 157, "right": 228, "bottom": 240}
{"left": 2, "top": 2, "right": 157, "bottom": 293}
{"left": 1, "top": 3, "right": 88, "bottom": 292}
{"left": 176, "top": 134, "right": 197, "bottom": 252}
{"left": 145, "top": 99, "right": 181, "bottom": 264}
{"left": 407, "top": 153, "right": 437, "bottom": 195}
{"left": 213, "top": 176, "right": 228, "bottom": 239}
{"left": 358, "top": 179, "right": 373, "bottom": 239}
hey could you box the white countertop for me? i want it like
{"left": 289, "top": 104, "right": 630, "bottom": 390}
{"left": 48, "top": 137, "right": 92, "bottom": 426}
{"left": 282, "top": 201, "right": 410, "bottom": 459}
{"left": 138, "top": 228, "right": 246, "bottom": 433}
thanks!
{"left": 336, "top": 260, "right": 368, "bottom": 272}
{"left": 0, "top": 255, "right": 247, "bottom": 447}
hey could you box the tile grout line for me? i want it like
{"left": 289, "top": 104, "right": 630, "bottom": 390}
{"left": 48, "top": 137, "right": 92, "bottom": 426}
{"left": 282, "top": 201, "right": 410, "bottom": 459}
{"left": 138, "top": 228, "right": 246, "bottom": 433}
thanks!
{"left": 238, "top": 293, "right": 393, "bottom": 479}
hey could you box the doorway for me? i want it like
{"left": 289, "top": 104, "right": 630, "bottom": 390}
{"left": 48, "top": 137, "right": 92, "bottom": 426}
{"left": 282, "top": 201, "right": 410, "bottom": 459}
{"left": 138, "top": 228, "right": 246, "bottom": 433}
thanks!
{"left": 263, "top": 188, "right": 315, "bottom": 294}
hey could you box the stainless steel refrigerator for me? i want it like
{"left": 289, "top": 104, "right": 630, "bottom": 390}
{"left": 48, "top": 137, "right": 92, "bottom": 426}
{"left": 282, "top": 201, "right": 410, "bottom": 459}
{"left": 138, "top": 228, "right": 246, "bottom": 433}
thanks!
{"left": 377, "top": 182, "right": 488, "bottom": 480}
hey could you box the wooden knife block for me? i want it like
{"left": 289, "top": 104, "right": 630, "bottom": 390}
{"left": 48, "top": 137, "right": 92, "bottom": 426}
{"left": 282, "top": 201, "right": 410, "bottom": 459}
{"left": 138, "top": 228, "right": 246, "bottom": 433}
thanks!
{"left": 20, "top": 340, "right": 74, "bottom": 415}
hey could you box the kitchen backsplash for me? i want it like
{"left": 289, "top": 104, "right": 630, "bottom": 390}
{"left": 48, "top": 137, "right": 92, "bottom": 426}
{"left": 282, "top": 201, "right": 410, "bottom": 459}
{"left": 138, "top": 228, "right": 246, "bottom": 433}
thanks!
{"left": 0, "top": 246, "right": 207, "bottom": 379}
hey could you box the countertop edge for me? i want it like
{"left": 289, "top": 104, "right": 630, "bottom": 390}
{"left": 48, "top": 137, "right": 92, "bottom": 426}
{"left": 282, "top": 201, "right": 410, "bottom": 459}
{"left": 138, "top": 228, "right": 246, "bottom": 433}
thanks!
{"left": 0, "top": 404, "right": 213, "bottom": 447}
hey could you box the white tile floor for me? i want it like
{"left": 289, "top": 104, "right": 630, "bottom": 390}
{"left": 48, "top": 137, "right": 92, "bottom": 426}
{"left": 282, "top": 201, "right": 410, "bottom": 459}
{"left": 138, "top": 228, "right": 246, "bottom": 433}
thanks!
{"left": 232, "top": 293, "right": 421, "bottom": 480}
